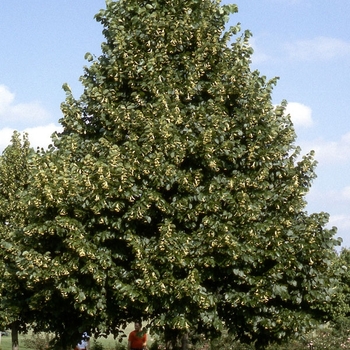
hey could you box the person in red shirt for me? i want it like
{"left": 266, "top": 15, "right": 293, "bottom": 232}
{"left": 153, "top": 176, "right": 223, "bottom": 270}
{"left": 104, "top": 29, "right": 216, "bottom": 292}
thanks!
{"left": 128, "top": 321, "right": 147, "bottom": 350}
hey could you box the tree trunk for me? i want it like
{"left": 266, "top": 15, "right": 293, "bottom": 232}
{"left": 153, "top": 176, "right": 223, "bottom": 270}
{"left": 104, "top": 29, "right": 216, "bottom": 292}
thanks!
{"left": 11, "top": 321, "right": 19, "bottom": 350}
{"left": 181, "top": 333, "right": 188, "bottom": 350}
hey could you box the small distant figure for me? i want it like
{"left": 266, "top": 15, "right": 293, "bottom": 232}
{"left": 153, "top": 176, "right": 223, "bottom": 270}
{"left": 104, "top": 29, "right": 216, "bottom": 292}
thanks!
{"left": 128, "top": 321, "right": 147, "bottom": 350}
{"left": 75, "top": 332, "right": 90, "bottom": 350}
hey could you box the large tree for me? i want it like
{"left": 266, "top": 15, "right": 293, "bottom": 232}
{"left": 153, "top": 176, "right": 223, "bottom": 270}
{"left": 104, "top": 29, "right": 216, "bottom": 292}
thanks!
{"left": 15, "top": 0, "right": 340, "bottom": 348}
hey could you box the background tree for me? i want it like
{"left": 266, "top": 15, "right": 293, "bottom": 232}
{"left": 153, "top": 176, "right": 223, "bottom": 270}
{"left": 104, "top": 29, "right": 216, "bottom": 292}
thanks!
{"left": 0, "top": 132, "right": 36, "bottom": 350}
{"left": 325, "top": 248, "right": 350, "bottom": 329}
{"left": 0, "top": 133, "right": 98, "bottom": 350}
{"left": 14, "top": 0, "right": 340, "bottom": 349}
{"left": 294, "top": 247, "right": 350, "bottom": 350}
{"left": 336, "top": 249, "right": 350, "bottom": 316}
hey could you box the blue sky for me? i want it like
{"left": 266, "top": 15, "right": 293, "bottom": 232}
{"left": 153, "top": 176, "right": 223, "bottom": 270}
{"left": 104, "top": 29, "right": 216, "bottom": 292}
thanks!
{"left": 0, "top": 1, "right": 349, "bottom": 247}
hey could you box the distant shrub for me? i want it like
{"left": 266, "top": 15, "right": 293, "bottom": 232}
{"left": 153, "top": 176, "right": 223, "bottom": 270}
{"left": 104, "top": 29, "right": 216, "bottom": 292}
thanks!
{"left": 114, "top": 343, "right": 126, "bottom": 350}
{"left": 22, "top": 332, "right": 54, "bottom": 350}
{"left": 90, "top": 340, "right": 104, "bottom": 350}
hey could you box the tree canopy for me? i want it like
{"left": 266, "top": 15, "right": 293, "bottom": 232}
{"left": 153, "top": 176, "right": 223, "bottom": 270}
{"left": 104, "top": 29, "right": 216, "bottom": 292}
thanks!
{"left": 5, "top": 0, "right": 341, "bottom": 349}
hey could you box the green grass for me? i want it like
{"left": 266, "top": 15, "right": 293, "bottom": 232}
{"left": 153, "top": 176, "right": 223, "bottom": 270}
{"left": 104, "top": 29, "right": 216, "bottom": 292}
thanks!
{"left": 0, "top": 324, "right": 137, "bottom": 350}
{"left": 0, "top": 333, "right": 32, "bottom": 350}
{"left": 0, "top": 334, "right": 122, "bottom": 350}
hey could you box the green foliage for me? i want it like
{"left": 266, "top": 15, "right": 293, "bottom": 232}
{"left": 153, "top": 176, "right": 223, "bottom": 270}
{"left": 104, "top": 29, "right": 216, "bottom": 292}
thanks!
{"left": 8, "top": 0, "right": 341, "bottom": 349}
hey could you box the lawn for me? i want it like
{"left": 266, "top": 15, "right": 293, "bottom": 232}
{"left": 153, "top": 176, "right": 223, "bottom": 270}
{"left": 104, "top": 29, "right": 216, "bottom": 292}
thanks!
{"left": 0, "top": 333, "right": 32, "bottom": 350}
{"left": 0, "top": 324, "right": 137, "bottom": 350}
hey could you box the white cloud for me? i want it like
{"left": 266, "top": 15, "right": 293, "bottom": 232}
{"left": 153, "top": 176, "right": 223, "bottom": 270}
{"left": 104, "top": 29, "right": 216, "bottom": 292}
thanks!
{"left": 341, "top": 186, "right": 350, "bottom": 201}
{"left": 302, "top": 132, "right": 350, "bottom": 164}
{"left": 249, "top": 38, "right": 271, "bottom": 65}
{"left": 0, "top": 84, "right": 51, "bottom": 125}
{"left": 285, "top": 102, "right": 313, "bottom": 128}
{"left": 329, "top": 214, "right": 350, "bottom": 234}
{"left": 0, "top": 127, "right": 17, "bottom": 151}
{"left": 0, "top": 123, "right": 63, "bottom": 153}
{"left": 25, "top": 123, "right": 63, "bottom": 150}
{"left": 306, "top": 187, "right": 350, "bottom": 247}
{"left": 328, "top": 214, "right": 350, "bottom": 249}
{"left": 268, "top": 0, "right": 303, "bottom": 4}
{"left": 0, "top": 85, "right": 15, "bottom": 114}
{"left": 318, "top": 187, "right": 350, "bottom": 205}
{"left": 285, "top": 36, "right": 350, "bottom": 61}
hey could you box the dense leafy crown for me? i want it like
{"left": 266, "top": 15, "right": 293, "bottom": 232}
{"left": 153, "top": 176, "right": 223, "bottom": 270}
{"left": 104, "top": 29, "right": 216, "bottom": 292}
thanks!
{"left": 12, "top": 0, "right": 340, "bottom": 347}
